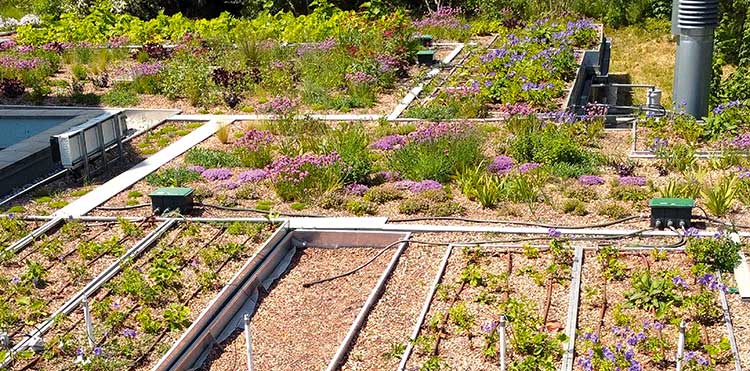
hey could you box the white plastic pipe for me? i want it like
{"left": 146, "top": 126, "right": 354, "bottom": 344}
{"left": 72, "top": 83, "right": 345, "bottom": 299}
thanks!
{"left": 243, "top": 313, "right": 254, "bottom": 371}
{"left": 499, "top": 316, "right": 507, "bottom": 371}
{"left": 676, "top": 320, "right": 685, "bottom": 371}
{"left": 82, "top": 298, "right": 95, "bottom": 349}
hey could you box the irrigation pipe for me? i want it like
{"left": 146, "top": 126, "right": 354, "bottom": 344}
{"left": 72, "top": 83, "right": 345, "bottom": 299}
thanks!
{"left": 0, "top": 219, "right": 176, "bottom": 368}
{"left": 324, "top": 234, "right": 411, "bottom": 371}
{"left": 397, "top": 243, "right": 453, "bottom": 371}
{"left": 717, "top": 272, "right": 743, "bottom": 371}
{"left": 387, "top": 215, "right": 644, "bottom": 229}
{"left": 197, "top": 202, "right": 326, "bottom": 218}
{"left": 3, "top": 216, "right": 63, "bottom": 254}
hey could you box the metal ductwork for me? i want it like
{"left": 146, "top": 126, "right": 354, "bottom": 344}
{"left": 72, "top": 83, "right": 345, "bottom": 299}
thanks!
{"left": 672, "top": 0, "right": 719, "bottom": 118}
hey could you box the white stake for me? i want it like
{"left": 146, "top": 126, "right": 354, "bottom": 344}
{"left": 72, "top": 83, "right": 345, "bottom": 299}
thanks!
{"left": 82, "top": 298, "right": 95, "bottom": 349}
{"left": 499, "top": 315, "right": 507, "bottom": 371}
{"left": 676, "top": 320, "right": 686, "bottom": 371}
{"left": 244, "top": 313, "right": 254, "bottom": 371}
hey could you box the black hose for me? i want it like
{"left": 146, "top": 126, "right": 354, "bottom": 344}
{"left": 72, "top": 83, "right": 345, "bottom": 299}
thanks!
{"left": 694, "top": 206, "right": 750, "bottom": 230}
{"left": 386, "top": 215, "right": 643, "bottom": 229}
{"left": 95, "top": 203, "right": 152, "bottom": 211}
{"left": 299, "top": 230, "right": 676, "bottom": 287}
{"left": 197, "top": 202, "right": 325, "bottom": 218}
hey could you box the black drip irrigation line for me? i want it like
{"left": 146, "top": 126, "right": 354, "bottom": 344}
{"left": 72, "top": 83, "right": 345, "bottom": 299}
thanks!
{"left": 95, "top": 203, "right": 151, "bottom": 211}
{"left": 196, "top": 202, "right": 325, "bottom": 218}
{"left": 386, "top": 215, "right": 644, "bottom": 229}
{"left": 694, "top": 206, "right": 750, "bottom": 230}
{"left": 300, "top": 230, "right": 684, "bottom": 288}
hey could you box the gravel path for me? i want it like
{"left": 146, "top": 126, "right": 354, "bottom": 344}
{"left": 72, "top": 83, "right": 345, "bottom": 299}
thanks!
{"left": 203, "top": 247, "right": 392, "bottom": 371}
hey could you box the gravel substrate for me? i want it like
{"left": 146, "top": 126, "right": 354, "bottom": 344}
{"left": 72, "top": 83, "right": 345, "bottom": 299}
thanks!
{"left": 724, "top": 273, "right": 749, "bottom": 369}
{"left": 202, "top": 247, "right": 393, "bottom": 371}
{"left": 342, "top": 241, "right": 446, "bottom": 371}
{"left": 406, "top": 236, "right": 572, "bottom": 371}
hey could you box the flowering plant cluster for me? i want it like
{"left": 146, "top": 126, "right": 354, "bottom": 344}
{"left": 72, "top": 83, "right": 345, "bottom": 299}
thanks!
{"left": 259, "top": 96, "right": 299, "bottom": 116}
{"left": 236, "top": 130, "right": 274, "bottom": 151}
{"left": 201, "top": 168, "right": 233, "bottom": 181}
{"left": 131, "top": 62, "right": 164, "bottom": 77}
{"left": 265, "top": 152, "right": 344, "bottom": 201}
{"left": 618, "top": 176, "right": 646, "bottom": 186}
{"left": 413, "top": 6, "right": 466, "bottom": 29}
{"left": 579, "top": 175, "right": 605, "bottom": 185}
{"left": 393, "top": 180, "right": 442, "bottom": 193}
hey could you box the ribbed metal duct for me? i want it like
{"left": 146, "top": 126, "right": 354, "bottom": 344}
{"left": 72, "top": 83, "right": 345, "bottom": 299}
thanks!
{"left": 672, "top": 0, "right": 720, "bottom": 118}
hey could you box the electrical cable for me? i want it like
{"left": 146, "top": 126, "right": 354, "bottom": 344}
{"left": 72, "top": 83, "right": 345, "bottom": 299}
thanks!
{"left": 386, "top": 215, "right": 644, "bottom": 229}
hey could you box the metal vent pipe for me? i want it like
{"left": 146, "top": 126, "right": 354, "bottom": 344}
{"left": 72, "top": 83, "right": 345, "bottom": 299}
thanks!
{"left": 672, "top": 0, "right": 719, "bottom": 118}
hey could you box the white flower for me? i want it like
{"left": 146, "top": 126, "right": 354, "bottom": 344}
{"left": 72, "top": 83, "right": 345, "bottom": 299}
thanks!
{"left": 19, "top": 14, "right": 41, "bottom": 25}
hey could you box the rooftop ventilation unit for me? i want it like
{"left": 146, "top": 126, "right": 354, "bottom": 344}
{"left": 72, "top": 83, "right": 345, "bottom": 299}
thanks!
{"left": 50, "top": 111, "right": 127, "bottom": 176}
{"left": 672, "top": 0, "right": 719, "bottom": 118}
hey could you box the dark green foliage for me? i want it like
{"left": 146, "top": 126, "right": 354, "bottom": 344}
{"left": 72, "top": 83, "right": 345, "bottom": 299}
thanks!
{"left": 146, "top": 167, "right": 201, "bottom": 187}
{"left": 686, "top": 235, "right": 742, "bottom": 272}
{"left": 319, "top": 124, "right": 373, "bottom": 184}
{"left": 185, "top": 148, "right": 241, "bottom": 168}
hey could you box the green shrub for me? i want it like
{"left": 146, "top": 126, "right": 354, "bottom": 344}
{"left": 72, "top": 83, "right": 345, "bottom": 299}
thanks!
{"left": 146, "top": 167, "right": 201, "bottom": 187}
{"left": 319, "top": 124, "right": 374, "bottom": 184}
{"left": 101, "top": 82, "right": 139, "bottom": 106}
{"left": 398, "top": 198, "right": 430, "bottom": 215}
{"left": 428, "top": 201, "right": 465, "bottom": 217}
{"left": 290, "top": 202, "right": 307, "bottom": 211}
{"left": 363, "top": 185, "right": 403, "bottom": 204}
{"left": 389, "top": 124, "right": 484, "bottom": 183}
{"left": 507, "top": 116, "right": 600, "bottom": 178}
{"left": 562, "top": 199, "right": 587, "bottom": 216}
{"left": 686, "top": 235, "right": 741, "bottom": 272}
{"left": 346, "top": 199, "right": 378, "bottom": 216}
{"left": 255, "top": 200, "right": 273, "bottom": 211}
{"left": 597, "top": 203, "right": 630, "bottom": 219}
{"left": 610, "top": 185, "right": 651, "bottom": 202}
{"left": 701, "top": 176, "right": 737, "bottom": 217}
{"left": 185, "top": 148, "right": 240, "bottom": 168}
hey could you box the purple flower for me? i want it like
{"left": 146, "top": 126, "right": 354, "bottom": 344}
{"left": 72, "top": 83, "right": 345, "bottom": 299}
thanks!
{"left": 201, "top": 168, "right": 233, "bottom": 181}
{"left": 582, "top": 332, "right": 598, "bottom": 343}
{"left": 93, "top": 347, "right": 102, "bottom": 356}
{"left": 393, "top": 180, "right": 442, "bottom": 193}
{"left": 123, "top": 328, "right": 137, "bottom": 338}
{"left": 548, "top": 228, "right": 562, "bottom": 238}
{"left": 131, "top": 62, "right": 164, "bottom": 77}
{"left": 577, "top": 356, "right": 593, "bottom": 371}
{"left": 488, "top": 156, "right": 514, "bottom": 175}
{"left": 413, "top": 6, "right": 463, "bottom": 28}
{"left": 651, "top": 138, "right": 668, "bottom": 151}
{"left": 112, "top": 300, "right": 120, "bottom": 310}
{"left": 378, "top": 171, "right": 401, "bottom": 182}
{"left": 481, "top": 321, "right": 498, "bottom": 333}
{"left": 406, "top": 122, "right": 474, "bottom": 144}
{"left": 602, "top": 347, "right": 615, "bottom": 362}
{"left": 728, "top": 133, "right": 750, "bottom": 149}
{"left": 683, "top": 227, "right": 699, "bottom": 238}
{"left": 236, "top": 130, "right": 274, "bottom": 151}
{"left": 672, "top": 276, "right": 689, "bottom": 289}
{"left": 187, "top": 165, "right": 205, "bottom": 173}
{"left": 712, "top": 100, "right": 746, "bottom": 115}
{"left": 10, "top": 276, "right": 19, "bottom": 285}
{"left": 345, "top": 183, "right": 369, "bottom": 196}
{"left": 653, "top": 321, "right": 664, "bottom": 331}
{"left": 224, "top": 180, "right": 240, "bottom": 190}
{"left": 265, "top": 152, "right": 341, "bottom": 183}
{"left": 698, "top": 273, "right": 726, "bottom": 291}
{"left": 345, "top": 71, "right": 376, "bottom": 84}
{"left": 237, "top": 169, "right": 267, "bottom": 183}
{"left": 579, "top": 175, "right": 604, "bottom": 185}
{"left": 618, "top": 176, "right": 646, "bottom": 186}
{"left": 371, "top": 135, "right": 405, "bottom": 151}
{"left": 75, "top": 348, "right": 84, "bottom": 356}
{"left": 518, "top": 162, "right": 541, "bottom": 173}
{"left": 259, "top": 96, "right": 299, "bottom": 116}
{"left": 411, "top": 180, "right": 443, "bottom": 193}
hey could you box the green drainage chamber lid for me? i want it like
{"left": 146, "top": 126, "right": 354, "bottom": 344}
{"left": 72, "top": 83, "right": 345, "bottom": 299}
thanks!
{"left": 150, "top": 187, "right": 194, "bottom": 197}
{"left": 648, "top": 198, "right": 695, "bottom": 208}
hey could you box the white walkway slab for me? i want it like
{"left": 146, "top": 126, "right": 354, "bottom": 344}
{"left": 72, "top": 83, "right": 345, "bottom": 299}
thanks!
{"left": 53, "top": 120, "right": 219, "bottom": 218}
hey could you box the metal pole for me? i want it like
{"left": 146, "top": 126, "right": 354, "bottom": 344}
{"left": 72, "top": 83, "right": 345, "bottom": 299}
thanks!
{"left": 82, "top": 298, "right": 95, "bottom": 349}
{"left": 499, "top": 315, "right": 507, "bottom": 371}
{"left": 243, "top": 313, "right": 254, "bottom": 371}
{"left": 676, "top": 320, "right": 685, "bottom": 371}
